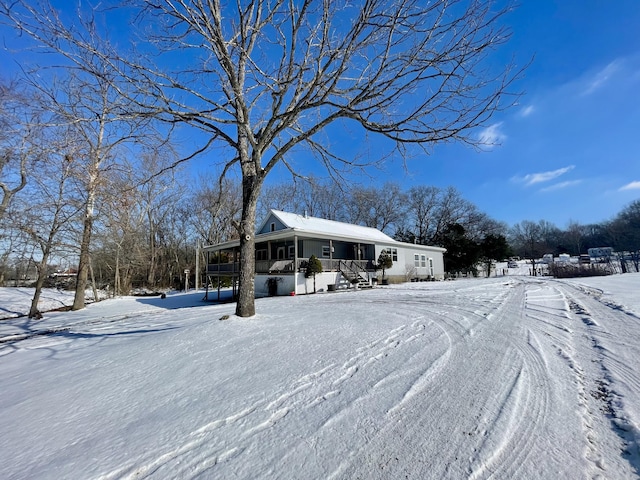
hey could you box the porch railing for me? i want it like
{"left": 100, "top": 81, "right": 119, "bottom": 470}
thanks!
{"left": 207, "top": 259, "right": 296, "bottom": 274}
{"left": 297, "top": 258, "right": 373, "bottom": 272}
{"left": 207, "top": 257, "right": 374, "bottom": 275}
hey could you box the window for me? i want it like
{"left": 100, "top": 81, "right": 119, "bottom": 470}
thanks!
{"left": 383, "top": 248, "right": 398, "bottom": 261}
{"left": 420, "top": 254, "right": 426, "bottom": 267}
{"left": 414, "top": 254, "right": 420, "bottom": 267}
{"left": 429, "top": 258, "right": 434, "bottom": 277}
{"left": 256, "top": 249, "right": 268, "bottom": 261}
{"left": 322, "top": 245, "right": 331, "bottom": 258}
{"left": 288, "top": 245, "right": 295, "bottom": 259}
{"left": 270, "top": 222, "right": 276, "bottom": 232}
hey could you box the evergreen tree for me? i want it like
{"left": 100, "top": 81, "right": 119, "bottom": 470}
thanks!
{"left": 376, "top": 251, "right": 393, "bottom": 280}
{"left": 305, "top": 255, "right": 323, "bottom": 293}
{"left": 479, "top": 234, "right": 511, "bottom": 277}
{"left": 440, "top": 224, "right": 481, "bottom": 276}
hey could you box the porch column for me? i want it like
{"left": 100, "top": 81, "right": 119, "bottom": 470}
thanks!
{"left": 294, "top": 235, "right": 299, "bottom": 295}
{"left": 232, "top": 247, "right": 237, "bottom": 299}
{"left": 217, "top": 248, "right": 221, "bottom": 300}
{"left": 330, "top": 239, "right": 333, "bottom": 270}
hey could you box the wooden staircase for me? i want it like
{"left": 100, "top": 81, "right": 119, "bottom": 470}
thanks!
{"left": 338, "top": 260, "right": 372, "bottom": 289}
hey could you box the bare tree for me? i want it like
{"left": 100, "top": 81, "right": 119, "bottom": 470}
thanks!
{"left": 51, "top": 72, "right": 159, "bottom": 310}
{"left": 96, "top": 165, "right": 148, "bottom": 295}
{"left": 258, "top": 183, "right": 299, "bottom": 219}
{"left": 15, "top": 148, "right": 81, "bottom": 318}
{"left": 135, "top": 153, "right": 186, "bottom": 288}
{"left": 509, "top": 220, "right": 545, "bottom": 275}
{"left": 259, "top": 176, "right": 346, "bottom": 223}
{"left": 189, "top": 174, "right": 242, "bottom": 246}
{"left": 396, "top": 185, "right": 489, "bottom": 245}
{"left": 134, "top": 0, "right": 522, "bottom": 316}
{"left": 396, "top": 185, "right": 440, "bottom": 243}
{"left": 1, "top": 2, "right": 170, "bottom": 309}
{"left": 564, "top": 220, "right": 588, "bottom": 256}
{"left": 342, "top": 183, "right": 407, "bottom": 234}
{"left": 0, "top": 79, "right": 42, "bottom": 220}
{"left": 3, "top": 0, "right": 523, "bottom": 316}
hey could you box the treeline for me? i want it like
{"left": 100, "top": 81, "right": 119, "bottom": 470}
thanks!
{"left": 261, "top": 178, "right": 640, "bottom": 273}
{"left": 508, "top": 201, "right": 640, "bottom": 260}
{"left": 259, "top": 178, "right": 512, "bottom": 276}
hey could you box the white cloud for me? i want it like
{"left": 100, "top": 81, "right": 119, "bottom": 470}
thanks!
{"left": 539, "top": 180, "right": 582, "bottom": 193}
{"left": 519, "top": 105, "right": 535, "bottom": 117}
{"left": 514, "top": 165, "right": 575, "bottom": 186}
{"left": 619, "top": 181, "right": 640, "bottom": 191}
{"left": 581, "top": 60, "right": 621, "bottom": 95}
{"left": 478, "top": 122, "right": 506, "bottom": 146}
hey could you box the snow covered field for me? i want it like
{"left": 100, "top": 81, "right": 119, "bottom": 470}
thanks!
{"left": 1, "top": 274, "right": 639, "bottom": 479}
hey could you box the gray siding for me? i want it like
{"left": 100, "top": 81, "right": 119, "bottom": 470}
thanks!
{"left": 257, "top": 214, "right": 287, "bottom": 234}
{"left": 300, "top": 239, "right": 374, "bottom": 261}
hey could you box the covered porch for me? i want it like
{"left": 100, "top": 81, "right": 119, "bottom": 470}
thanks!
{"left": 203, "top": 234, "right": 377, "bottom": 298}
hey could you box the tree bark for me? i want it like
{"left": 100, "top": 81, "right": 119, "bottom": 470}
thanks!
{"left": 147, "top": 208, "right": 157, "bottom": 287}
{"left": 72, "top": 184, "right": 96, "bottom": 310}
{"left": 28, "top": 255, "right": 49, "bottom": 319}
{"left": 235, "top": 170, "right": 263, "bottom": 317}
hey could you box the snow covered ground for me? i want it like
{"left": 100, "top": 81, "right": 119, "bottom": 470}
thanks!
{"left": 1, "top": 274, "right": 639, "bottom": 479}
{"left": 0, "top": 287, "right": 76, "bottom": 320}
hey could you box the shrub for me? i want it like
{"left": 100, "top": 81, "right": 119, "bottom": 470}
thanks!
{"left": 376, "top": 251, "right": 393, "bottom": 279}
{"left": 305, "top": 255, "right": 323, "bottom": 293}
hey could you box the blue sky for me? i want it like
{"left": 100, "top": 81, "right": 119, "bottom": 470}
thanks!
{"left": 383, "top": 0, "right": 640, "bottom": 228}
{"left": 267, "top": 1, "right": 640, "bottom": 227}
{"left": 2, "top": 1, "right": 639, "bottom": 228}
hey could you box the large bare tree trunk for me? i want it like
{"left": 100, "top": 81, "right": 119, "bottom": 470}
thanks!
{"left": 236, "top": 146, "right": 264, "bottom": 317}
{"left": 114, "top": 247, "right": 121, "bottom": 296}
{"left": 73, "top": 185, "right": 95, "bottom": 310}
{"left": 28, "top": 256, "right": 49, "bottom": 318}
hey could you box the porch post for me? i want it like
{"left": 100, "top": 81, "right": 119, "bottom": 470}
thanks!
{"left": 232, "top": 247, "right": 237, "bottom": 300}
{"left": 294, "top": 234, "right": 299, "bottom": 294}
{"left": 217, "top": 249, "right": 221, "bottom": 301}
{"left": 330, "top": 239, "right": 333, "bottom": 270}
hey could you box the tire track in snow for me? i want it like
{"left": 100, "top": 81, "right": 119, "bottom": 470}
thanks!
{"left": 559, "top": 283, "right": 640, "bottom": 478}
{"left": 524, "top": 282, "right": 612, "bottom": 478}
{"left": 327, "top": 281, "right": 553, "bottom": 479}
{"left": 97, "top": 403, "right": 261, "bottom": 480}
{"left": 564, "top": 297, "right": 611, "bottom": 477}
{"left": 98, "top": 319, "right": 444, "bottom": 479}
{"left": 526, "top": 281, "right": 639, "bottom": 478}
{"left": 466, "top": 285, "right": 551, "bottom": 480}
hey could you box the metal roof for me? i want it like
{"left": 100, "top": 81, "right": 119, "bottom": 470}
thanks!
{"left": 203, "top": 209, "right": 445, "bottom": 253}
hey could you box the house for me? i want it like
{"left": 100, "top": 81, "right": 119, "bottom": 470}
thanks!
{"left": 202, "top": 209, "right": 446, "bottom": 297}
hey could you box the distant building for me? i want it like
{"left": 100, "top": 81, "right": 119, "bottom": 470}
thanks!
{"left": 588, "top": 247, "right": 614, "bottom": 262}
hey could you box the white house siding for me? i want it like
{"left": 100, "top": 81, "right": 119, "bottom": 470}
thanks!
{"left": 255, "top": 274, "right": 296, "bottom": 297}
{"left": 295, "top": 271, "right": 343, "bottom": 294}
{"left": 257, "top": 272, "right": 348, "bottom": 296}
{"left": 375, "top": 243, "right": 445, "bottom": 282}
